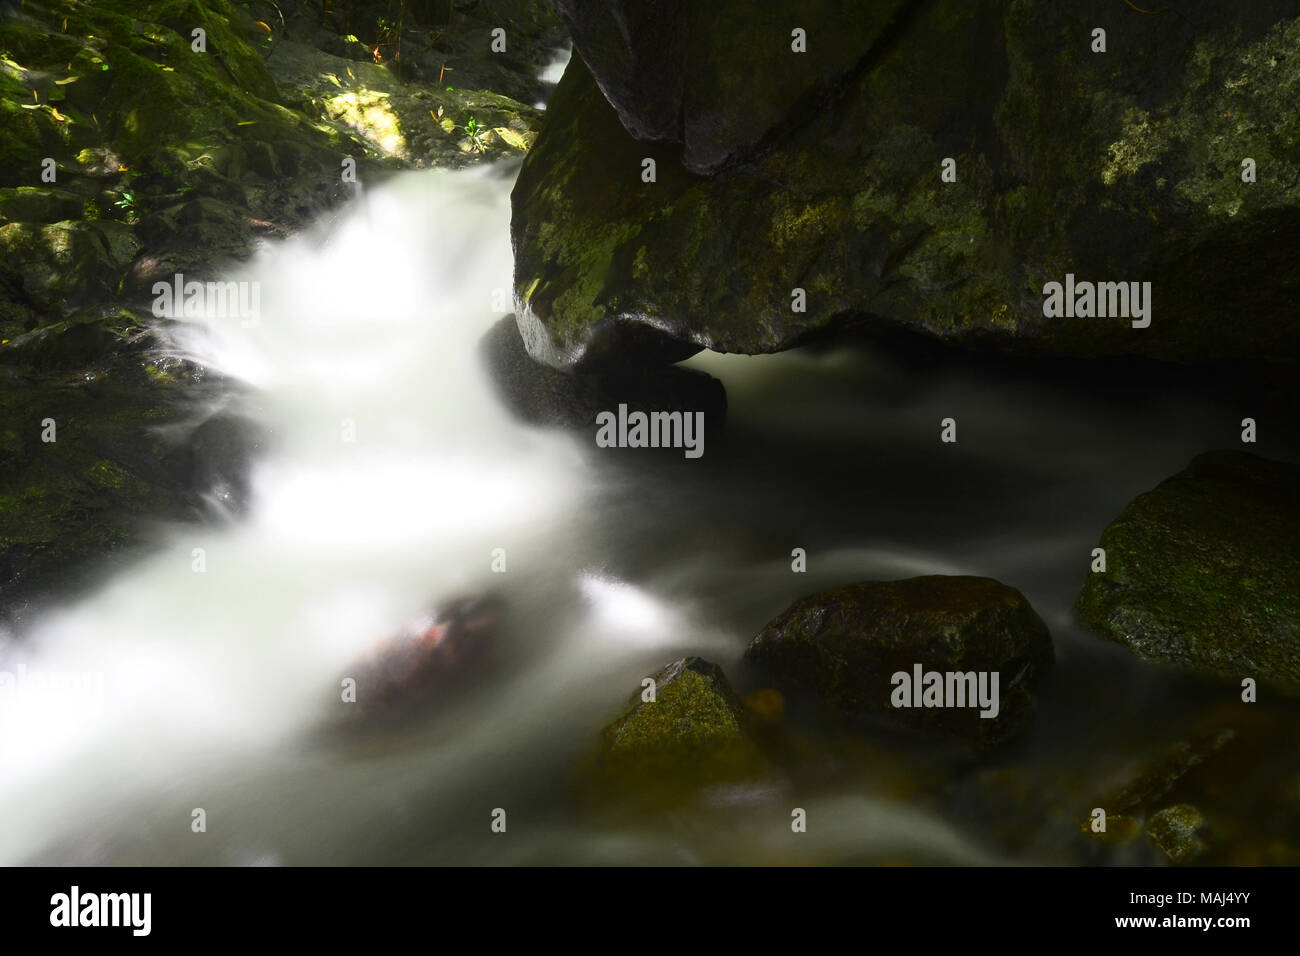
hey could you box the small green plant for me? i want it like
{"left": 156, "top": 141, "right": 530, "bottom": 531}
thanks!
{"left": 113, "top": 189, "right": 141, "bottom": 223}
{"left": 458, "top": 115, "right": 487, "bottom": 152}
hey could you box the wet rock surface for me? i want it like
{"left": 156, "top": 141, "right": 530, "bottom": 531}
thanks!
{"left": 584, "top": 656, "right": 767, "bottom": 806}
{"left": 478, "top": 314, "right": 725, "bottom": 431}
{"left": 745, "top": 576, "right": 1054, "bottom": 749}
{"left": 1075, "top": 451, "right": 1300, "bottom": 694}
{"left": 342, "top": 593, "right": 505, "bottom": 724}
{"left": 514, "top": 1, "right": 1300, "bottom": 371}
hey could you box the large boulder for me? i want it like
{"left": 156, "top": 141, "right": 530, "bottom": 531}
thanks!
{"left": 513, "top": 1, "right": 1300, "bottom": 370}
{"left": 549, "top": 0, "right": 912, "bottom": 174}
{"left": 1075, "top": 451, "right": 1300, "bottom": 694}
{"left": 745, "top": 576, "right": 1053, "bottom": 748}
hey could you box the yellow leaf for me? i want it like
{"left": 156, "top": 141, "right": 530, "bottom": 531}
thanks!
{"left": 495, "top": 127, "right": 528, "bottom": 151}
{"left": 255, "top": 20, "right": 272, "bottom": 34}
{"left": 237, "top": 120, "right": 258, "bottom": 126}
{"left": 324, "top": 73, "right": 342, "bottom": 87}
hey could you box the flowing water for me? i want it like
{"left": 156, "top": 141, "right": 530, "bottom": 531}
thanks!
{"left": 3, "top": 74, "right": 1298, "bottom": 866}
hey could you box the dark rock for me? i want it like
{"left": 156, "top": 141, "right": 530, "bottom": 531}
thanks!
{"left": 478, "top": 314, "right": 725, "bottom": 430}
{"left": 0, "top": 186, "right": 84, "bottom": 224}
{"left": 1103, "top": 731, "right": 1236, "bottom": 820}
{"left": 1075, "top": 451, "right": 1300, "bottom": 694}
{"left": 514, "top": 3, "right": 1300, "bottom": 371}
{"left": 550, "top": 0, "right": 911, "bottom": 174}
{"left": 745, "top": 576, "right": 1053, "bottom": 748}
{"left": 178, "top": 411, "right": 265, "bottom": 515}
{"left": 586, "top": 656, "right": 766, "bottom": 805}
{"left": 1080, "top": 732, "right": 1233, "bottom": 863}
{"left": 344, "top": 594, "right": 505, "bottom": 721}
{"left": 0, "top": 341, "right": 221, "bottom": 622}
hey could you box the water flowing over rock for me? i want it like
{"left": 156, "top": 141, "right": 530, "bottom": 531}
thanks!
{"left": 1075, "top": 450, "right": 1300, "bottom": 694}
{"left": 0, "top": 0, "right": 556, "bottom": 614}
{"left": 513, "top": 0, "right": 1300, "bottom": 370}
{"left": 745, "top": 576, "right": 1054, "bottom": 749}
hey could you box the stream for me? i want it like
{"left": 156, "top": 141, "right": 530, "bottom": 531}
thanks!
{"left": 2, "top": 61, "right": 1297, "bottom": 866}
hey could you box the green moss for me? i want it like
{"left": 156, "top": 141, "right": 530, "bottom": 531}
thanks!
{"left": 1076, "top": 452, "right": 1300, "bottom": 693}
{"left": 587, "top": 658, "right": 766, "bottom": 807}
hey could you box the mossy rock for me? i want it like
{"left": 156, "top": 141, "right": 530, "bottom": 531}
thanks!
{"left": 514, "top": 2, "right": 1300, "bottom": 370}
{"left": 0, "top": 186, "right": 84, "bottom": 224}
{"left": 0, "top": 219, "right": 138, "bottom": 312}
{"left": 745, "top": 576, "right": 1054, "bottom": 749}
{"left": 266, "top": 39, "right": 542, "bottom": 169}
{"left": 1145, "top": 804, "right": 1210, "bottom": 865}
{"left": 1075, "top": 451, "right": 1300, "bottom": 694}
{"left": 585, "top": 657, "right": 767, "bottom": 807}
{"left": 0, "top": 335, "right": 219, "bottom": 617}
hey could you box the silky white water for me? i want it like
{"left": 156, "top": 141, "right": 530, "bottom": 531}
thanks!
{"left": 0, "top": 166, "right": 700, "bottom": 863}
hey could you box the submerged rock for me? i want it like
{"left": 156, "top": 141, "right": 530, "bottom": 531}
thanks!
{"left": 1075, "top": 451, "right": 1300, "bottom": 694}
{"left": 586, "top": 657, "right": 766, "bottom": 805}
{"left": 344, "top": 594, "right": 505, "bottom": 721}
{"left": 745, "top": 576, "right": 1053, "bottom": 749}
{"left": 513, "top": 2, "right": 1300, "bottom": 370}
{"left": 479, "top": 315, "right": 725, "bottom": 431}
{"left": 1081, "top": 731, "right": 1233, "bottom": 863}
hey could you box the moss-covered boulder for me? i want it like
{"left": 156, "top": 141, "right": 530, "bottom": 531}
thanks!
{"left": 1075, "top": 450, "right": 1300, "bottom": 694}
{"left": 745, "top": 576, "right": 1054, "bottom": 749}
{"left": 585, "top": 657, "right": 767, "bottom": 806}
{"left": 513, "top": 1, "right": 1300, "bottom": 370}
{"left": 266, "top": 38, "right": 543, "bottom": 170}
{"left": 550, "top": 0, "right": 912, "bottom": 174}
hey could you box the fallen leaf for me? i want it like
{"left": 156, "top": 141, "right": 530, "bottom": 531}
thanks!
{"left": 495, "top": 127, "right": 528, "bottom": 151}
